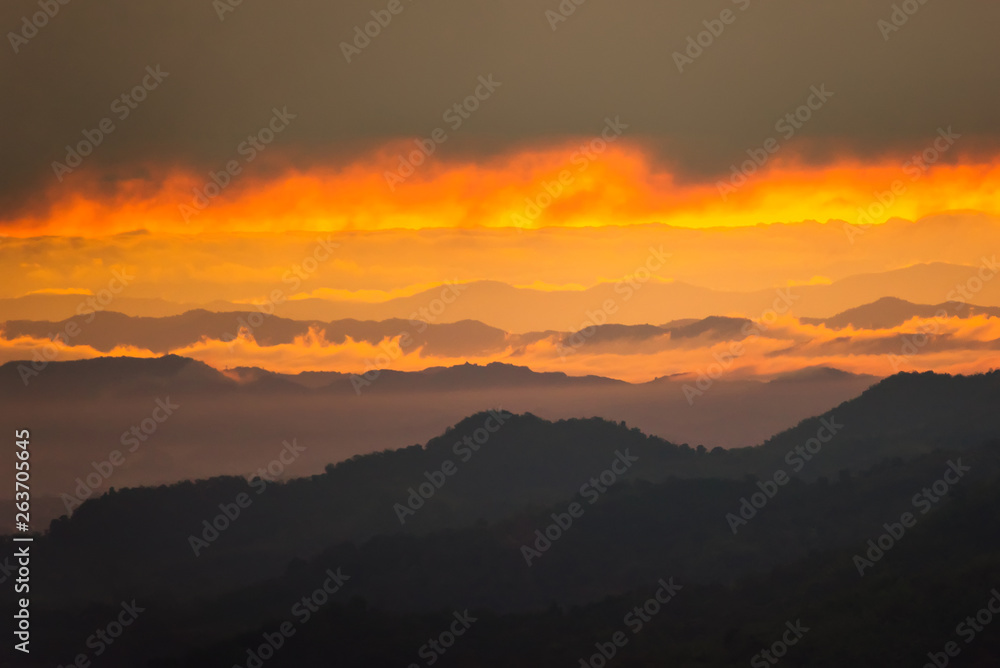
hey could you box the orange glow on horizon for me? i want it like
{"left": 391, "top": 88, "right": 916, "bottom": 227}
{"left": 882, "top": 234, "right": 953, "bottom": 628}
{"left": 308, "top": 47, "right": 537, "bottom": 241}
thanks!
{"left": 3, "top": 314, "right": 999, "bottom": 384}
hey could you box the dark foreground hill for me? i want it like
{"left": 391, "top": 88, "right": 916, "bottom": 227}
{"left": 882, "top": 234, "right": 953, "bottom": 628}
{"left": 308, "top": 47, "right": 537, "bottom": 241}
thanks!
{"left": 0, "top": 354, "right": 877, "bottom": 531}
{"left": 10, "top": 441, "right": 1000, "bottom": 666}
{"left": 5, "top": 371, "right": 1000, "bottom": 666}
{"left": 158, "top": 461, "right": 1000, "bottom": 667}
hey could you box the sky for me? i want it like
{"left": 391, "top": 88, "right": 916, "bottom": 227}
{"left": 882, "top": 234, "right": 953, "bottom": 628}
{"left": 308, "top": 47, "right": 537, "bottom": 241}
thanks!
{"left": 2, "top": 0, "right": 999, "bottom": 380}
{"left": 3, "top": 0, "right": 999, "bottom": 227}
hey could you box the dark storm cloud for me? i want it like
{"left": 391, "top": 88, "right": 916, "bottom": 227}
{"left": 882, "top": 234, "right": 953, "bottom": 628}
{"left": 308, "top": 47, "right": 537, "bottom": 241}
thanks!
{"left": 1, "top": 0, "right": 998, "bottom": 217}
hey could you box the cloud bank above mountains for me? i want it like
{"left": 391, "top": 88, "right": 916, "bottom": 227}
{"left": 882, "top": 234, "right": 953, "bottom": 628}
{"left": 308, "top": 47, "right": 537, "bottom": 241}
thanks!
{"left": 3, "top": 0, "right": 999, "bottom": 234}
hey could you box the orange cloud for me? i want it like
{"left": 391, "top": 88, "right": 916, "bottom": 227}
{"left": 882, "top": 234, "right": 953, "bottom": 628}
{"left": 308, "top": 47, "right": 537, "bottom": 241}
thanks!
{"left": 4, "top": 141, "right": 1000, "bottom": 238}
{"left": 0, "top": 331, "right": 156, "bottom": 374}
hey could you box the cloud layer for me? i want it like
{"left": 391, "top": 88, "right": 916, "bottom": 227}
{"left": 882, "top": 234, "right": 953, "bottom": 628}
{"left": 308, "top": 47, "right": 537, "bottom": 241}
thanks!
{"left": 4, "top": 0, "right": 1000, "bottom": 218}
{"left": 4, "top": 312, "right": 1000, "bottom": 383}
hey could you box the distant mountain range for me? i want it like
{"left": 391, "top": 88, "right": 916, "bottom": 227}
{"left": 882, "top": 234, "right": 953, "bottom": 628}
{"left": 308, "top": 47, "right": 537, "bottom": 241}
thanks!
{"left": 0, "top": 310, "right": 757, "bottom": 358}
{"left": 4, "top": 262, "right": 999, "bottom": 329}
{"left": 0, "top": 355, "right": 879, "bottom": 529}
{"left": 22, "top": 370, "right": 1000, "bottom": 602}
{"left": 4, "top": 294, "right": 998, "bottom": 360}
{"left": 801, "top": 295, "right": 1000, "bottom": 329}
{"left": 10, "top": 370, "right": 1000, "bottom": 666}
{"left": 2, "top": 310, "right": 513, "bottom": 356}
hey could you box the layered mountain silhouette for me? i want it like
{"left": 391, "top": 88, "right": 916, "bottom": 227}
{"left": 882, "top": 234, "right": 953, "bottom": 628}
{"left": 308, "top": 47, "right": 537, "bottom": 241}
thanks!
{"left": 8, "top": 370, "right": 1000, "bottom": 666}
{"left": 801, "top": 295, "right": 1000, "bottom": 329}
{"left": 5, "top": 294, "right": 998, "bottom": 366}
{"left": 0, "top": 354, "right": 878, "bottom": 530}
{"left": 2, "top": 311, "right": 512, "bottom": 356}
{"left": 5, "top": 262, "right": 1000, "bottom": 329}
{"left": 5, "top": 273, "right": 999, "bottom": 665}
